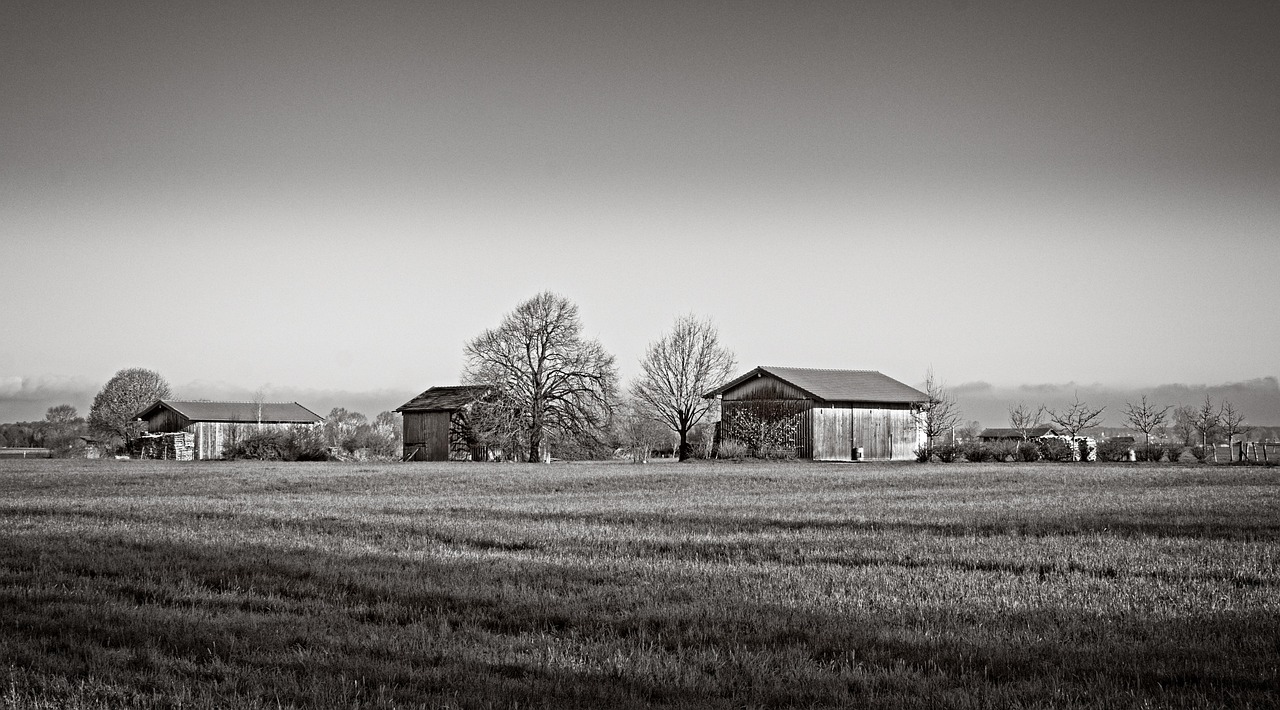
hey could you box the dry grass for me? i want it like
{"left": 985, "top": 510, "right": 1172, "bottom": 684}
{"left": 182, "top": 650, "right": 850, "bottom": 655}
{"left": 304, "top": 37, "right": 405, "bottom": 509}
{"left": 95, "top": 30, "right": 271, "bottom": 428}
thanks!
{"left": 1, "top": 458, "right": 1278, "bottom": 709}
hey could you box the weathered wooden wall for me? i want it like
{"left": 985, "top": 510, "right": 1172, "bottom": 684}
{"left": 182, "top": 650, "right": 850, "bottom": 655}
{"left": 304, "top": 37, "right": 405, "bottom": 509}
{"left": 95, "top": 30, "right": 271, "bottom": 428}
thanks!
{"left": 811, "top": 407, "right": 852, "bottom": 460}
{"left": 142, "top": 409, "right": 191, "bottom": 434}
{"left": 721, "top": 379, "right": 809, "bottom": 402}
{"left": 403, "top": 411, "right": 451, "bottom": 461}
{"left": 722, "top": 399, "right": 921, "bottom": 461}
{"left": 182, "top": 422, "right": 317, "bottom": 460}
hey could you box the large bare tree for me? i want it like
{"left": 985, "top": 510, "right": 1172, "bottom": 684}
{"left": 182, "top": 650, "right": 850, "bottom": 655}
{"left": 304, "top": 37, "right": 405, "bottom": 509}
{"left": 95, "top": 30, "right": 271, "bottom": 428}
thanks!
{"left": 463, "top": 292, "right": 618, "bottom": 463}
{"left": 631, "top": 315, "right": 737, "bottom": 461}
{"left": 88, "top": 367, "right": 172, "bottom": 449}
{"left": 1121, "top": 396, "right": 1171, "bottom": 456}
{"left": 916, "top": 368, "right": 960, "bottom": 454}
{"left": 1047, "top": 392, "right": 1105, "bottom": 439}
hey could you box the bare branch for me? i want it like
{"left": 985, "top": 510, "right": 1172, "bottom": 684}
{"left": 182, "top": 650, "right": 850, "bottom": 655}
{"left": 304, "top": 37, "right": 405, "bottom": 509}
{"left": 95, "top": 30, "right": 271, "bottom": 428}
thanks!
{"left": 630, "top": 314, "right": 736, "bottom": 460}
{"left": 915, "top": 368, "right": 961, "bottom": 452}
{"left": 1121, "top": 396, "right": 1171, "bottom": 452}
{"left": 1047, "top": 392, "right": 1105, "bottom": 439}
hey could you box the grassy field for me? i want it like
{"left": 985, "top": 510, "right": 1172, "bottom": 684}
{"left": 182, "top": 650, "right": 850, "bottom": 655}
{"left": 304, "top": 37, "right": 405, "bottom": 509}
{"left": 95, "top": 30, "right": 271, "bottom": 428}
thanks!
{"left": 1, "top": 459, "right": 1278, "bottom": 709}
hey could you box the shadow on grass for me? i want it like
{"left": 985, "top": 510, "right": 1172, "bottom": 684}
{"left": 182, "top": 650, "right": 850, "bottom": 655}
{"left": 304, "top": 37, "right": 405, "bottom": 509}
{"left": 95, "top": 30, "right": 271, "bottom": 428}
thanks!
{"left": 480, "top": 507, "right": 1280, "bottom": 542}
{"left": 2, "top": 528, "right": 1277, "bottom": 708}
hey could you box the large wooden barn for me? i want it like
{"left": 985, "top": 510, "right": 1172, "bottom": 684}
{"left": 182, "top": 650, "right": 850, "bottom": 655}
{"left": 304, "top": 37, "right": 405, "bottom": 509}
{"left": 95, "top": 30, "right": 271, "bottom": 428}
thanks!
{"left": 395, "top": 386, "right": 491, "bottom": 461}
{"left": 705, "top": 366, "right": 928, "bottom": 461}
{"left": 135, "top": 400, "right": 324, "bottom": 460}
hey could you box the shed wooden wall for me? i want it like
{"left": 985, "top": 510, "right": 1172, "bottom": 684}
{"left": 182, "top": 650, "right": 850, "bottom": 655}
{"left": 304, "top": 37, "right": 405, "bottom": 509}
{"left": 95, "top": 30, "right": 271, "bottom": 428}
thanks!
{"left": 403, "top": 411, "right": 450, "bottom": 461}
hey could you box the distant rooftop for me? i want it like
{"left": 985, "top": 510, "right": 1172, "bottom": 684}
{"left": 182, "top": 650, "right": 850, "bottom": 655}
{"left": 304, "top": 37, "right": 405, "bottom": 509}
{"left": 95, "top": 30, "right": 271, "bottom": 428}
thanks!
{"left": 978, "top": 426, "right": 1063, "bottom": 439}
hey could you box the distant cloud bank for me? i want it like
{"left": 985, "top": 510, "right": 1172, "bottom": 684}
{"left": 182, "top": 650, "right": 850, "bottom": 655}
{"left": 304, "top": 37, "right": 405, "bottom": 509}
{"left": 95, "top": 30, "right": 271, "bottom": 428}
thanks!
{"left": 4, "top": 373, "right": 1279, "bottom": 428}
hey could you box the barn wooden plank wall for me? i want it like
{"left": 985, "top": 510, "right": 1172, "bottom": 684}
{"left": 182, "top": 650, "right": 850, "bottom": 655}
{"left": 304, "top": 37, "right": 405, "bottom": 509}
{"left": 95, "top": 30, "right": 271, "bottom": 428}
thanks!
{"left": 721, "top": 395, "right": 922, "bottom": 461}
{"left": 403, "top": 411, "right": 452, "bottom": 461}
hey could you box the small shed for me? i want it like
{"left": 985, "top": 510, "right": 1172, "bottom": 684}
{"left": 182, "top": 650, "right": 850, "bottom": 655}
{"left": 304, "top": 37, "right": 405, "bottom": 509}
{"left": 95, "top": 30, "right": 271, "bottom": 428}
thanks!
{"left": 705, "top": 366, "right": 927, "bottom": 461}
{"left": 395, "top": 386, "right": 491, "bottom": 461}
{"left": 135, "top": 400, "right": 324, "bottom": 460}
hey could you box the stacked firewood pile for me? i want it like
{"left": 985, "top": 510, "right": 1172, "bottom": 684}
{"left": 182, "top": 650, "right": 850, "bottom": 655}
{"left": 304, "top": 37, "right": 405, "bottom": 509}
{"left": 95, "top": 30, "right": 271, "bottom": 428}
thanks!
{"left": 137, "top": 432, "right": 195, "bottom": 460}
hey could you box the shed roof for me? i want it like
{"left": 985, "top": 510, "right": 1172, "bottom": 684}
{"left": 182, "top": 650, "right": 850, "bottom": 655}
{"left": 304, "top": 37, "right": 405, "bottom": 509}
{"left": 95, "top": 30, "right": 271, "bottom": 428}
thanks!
{"left": 706, "top": 366, "right": 928, "bottom": 404}
{"left": 395, "top": 385, "right": 491, "bottom": 413}
{"left": 979, "top": 426, "right": 1063, "bottom": 439}
{"left": 135, "top": 400, "right": 323, "bottom": 424}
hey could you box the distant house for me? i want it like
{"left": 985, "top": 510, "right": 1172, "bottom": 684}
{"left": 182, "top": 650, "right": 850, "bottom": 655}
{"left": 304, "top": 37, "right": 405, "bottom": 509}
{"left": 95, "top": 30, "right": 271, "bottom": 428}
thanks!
{"left": 704, "top": 366, "right": 928, "bottom": 461}
{"left": 135, "top": 400, "right": 324, "bottom": 460}
{"left": 395, "top": 386, "right": 492, "bottom": 462}
{"left": 978, "top": 426, "right": 1064, "bottom": 442}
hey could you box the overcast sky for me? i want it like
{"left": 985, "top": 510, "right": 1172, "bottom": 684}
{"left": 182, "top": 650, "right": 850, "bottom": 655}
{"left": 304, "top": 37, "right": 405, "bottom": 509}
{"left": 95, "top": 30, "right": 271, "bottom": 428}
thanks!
{"left": 3, "top": 1, "right": 1278, "bottom": 423}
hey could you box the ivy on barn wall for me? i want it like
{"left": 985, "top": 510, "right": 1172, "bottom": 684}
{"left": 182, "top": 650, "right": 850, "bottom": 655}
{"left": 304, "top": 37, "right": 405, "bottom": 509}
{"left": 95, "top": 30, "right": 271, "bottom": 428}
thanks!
{"left": 720, "top": 397, "right": 807, "bottom": 456}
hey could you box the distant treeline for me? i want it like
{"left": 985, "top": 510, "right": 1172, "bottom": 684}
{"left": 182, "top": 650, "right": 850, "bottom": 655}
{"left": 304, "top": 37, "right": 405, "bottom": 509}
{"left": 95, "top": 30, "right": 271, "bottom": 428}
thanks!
{"left": 0, "top": 404, "right": 88, "bottom": 456}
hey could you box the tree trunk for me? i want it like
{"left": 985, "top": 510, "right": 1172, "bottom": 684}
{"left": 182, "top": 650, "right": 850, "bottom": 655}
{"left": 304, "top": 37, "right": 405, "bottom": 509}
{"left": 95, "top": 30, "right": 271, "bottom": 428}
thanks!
{"left": 528, "top": 419, "right": 542, "bottom": 463}
{"left": 677, "top": 428, "right": 690, "bottom": 461}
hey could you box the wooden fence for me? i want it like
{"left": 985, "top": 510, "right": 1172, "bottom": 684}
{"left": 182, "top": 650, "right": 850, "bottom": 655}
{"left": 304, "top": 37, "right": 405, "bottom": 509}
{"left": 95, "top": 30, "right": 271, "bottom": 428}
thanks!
{"left": 1211, "top": 442, "right": 1280, "bottom": 463}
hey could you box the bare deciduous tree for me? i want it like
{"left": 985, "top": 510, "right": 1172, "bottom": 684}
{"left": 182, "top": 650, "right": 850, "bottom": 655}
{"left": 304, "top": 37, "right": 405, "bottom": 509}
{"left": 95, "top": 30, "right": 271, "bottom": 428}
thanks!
{"left": 915, "top": 368, "right": 960, "bottom": 454}
{"left": 631, "top": 315, "right": 736, "bottom": 461}
{"left": 88, "top": 367, "right": 172, "bottom": 449}
{"left": 614, "top": 399, "right": 671, "bottom": 463}
{"left": 1191, "top": 396, "right": 1220, "bottom": 447}
{"left": 463, "top": 292, "right": 618, "bottom": 463}
{"left": 1009, "top": 402, "right": 1046, "bottom": 440}
{"left": 1047, "top": 392, "right": 1105, "bottom": 439}
{"left": 1171, "top": 405, "right": 1198, "bottom": 446}
{"left": 1121, "top": 396, "right": 1171, "bottom": 456}
{"left": 1218, "top": 400, "right": 1250, "bottom": 459}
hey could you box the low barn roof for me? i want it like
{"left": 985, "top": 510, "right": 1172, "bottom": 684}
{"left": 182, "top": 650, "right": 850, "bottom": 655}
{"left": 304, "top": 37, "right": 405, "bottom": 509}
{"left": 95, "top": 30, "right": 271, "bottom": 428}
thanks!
{"left": 979, "top": 426, "right": 1063, "bottom": 439}
{"left": 136, "top": 400, "right": 323, "bottom": 424}
{"left": 396, "top": 385, "right": 491, "bottom": 413}
{"left": 706, "top": 366, "right": 928, "bottom": 404}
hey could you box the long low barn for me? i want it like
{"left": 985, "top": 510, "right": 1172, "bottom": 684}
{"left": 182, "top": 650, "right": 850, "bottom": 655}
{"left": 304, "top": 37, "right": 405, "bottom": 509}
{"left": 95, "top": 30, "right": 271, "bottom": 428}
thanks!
{"left": 136, "top": 400, "right": 324, "bottom": 460}
{"left": 706, "top": 366, "right": 927, "bottom": 461}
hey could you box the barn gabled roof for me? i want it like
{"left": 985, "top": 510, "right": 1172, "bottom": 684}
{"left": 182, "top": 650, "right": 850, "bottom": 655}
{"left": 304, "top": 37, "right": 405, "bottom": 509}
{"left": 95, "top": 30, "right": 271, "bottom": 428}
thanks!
{"left": 135, "top": 400, "right": 323, "bottom": 424}
{"left": 705, "top": 366, "right": 928, "bottom": 404}
{"left": 395, "top": 385, "right": 492, "bottom": 413}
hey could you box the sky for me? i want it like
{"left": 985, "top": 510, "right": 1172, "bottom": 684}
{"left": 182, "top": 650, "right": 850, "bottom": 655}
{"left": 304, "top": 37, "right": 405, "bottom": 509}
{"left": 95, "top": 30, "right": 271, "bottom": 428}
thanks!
{"left": 3, "top": 1, "right": 1278, "bottom": 425}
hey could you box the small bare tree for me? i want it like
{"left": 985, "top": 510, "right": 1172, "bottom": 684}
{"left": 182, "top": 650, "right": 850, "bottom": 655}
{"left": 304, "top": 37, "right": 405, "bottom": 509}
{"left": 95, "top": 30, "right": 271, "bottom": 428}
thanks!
{"left": 1009, "top": 402, "right": 1046, "bottom": 440}
{"left": 614, "top": 399, "right": 671, "bottom": 463}
{"left": 1218, "top": 400, "right": 1250, "bottom": 460}
{"left": 915, "top": 368, "right": 960, "bottom": 454}
{"left": 1191, "top": 395, "right": 1220, "bottom": 447}
{"left": 1047, "top": 392, "right": 1106, "bottom": 439}
{"left": 1171, "top": 405, "right": 1198, "bottom": 446}
{"left": 631, "top": 315, "right": 737, "bottom": 461}
{"left": 1121, "top": 396, "right": 1171, "bottom": 457}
